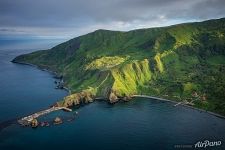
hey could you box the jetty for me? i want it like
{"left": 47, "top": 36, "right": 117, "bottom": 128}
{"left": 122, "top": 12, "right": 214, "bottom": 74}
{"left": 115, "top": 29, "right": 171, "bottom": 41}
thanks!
{"left": 18, "top": 106, "right": 72, "bottom": 126}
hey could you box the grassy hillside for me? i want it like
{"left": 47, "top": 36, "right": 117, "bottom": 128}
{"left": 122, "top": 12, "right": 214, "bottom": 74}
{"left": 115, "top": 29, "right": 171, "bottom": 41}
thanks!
{"left": 13, "top": 18, "right": 225, "bottom": 115}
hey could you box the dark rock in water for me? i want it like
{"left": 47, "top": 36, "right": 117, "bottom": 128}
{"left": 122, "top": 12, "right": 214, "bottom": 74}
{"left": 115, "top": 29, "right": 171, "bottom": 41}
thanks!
{"left": 45, "top": 122, "right": 50, "bottom": 126}
{"left": 40, "top": 121, "right": 50, "bottom": 127}
{"left": 53, "top": 75, "right": 63, "bottom": 79}
{"left": 55, "top": 84, "right": 64, "bottom": 89}
{"left": 55, "top": 80, "right": 64, "bottom": 89}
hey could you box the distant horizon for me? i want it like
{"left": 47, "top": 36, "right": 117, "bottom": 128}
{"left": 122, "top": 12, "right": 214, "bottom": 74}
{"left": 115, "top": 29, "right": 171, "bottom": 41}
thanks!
{"left": 0, "top": 38, "right": 65, "bottom": 51}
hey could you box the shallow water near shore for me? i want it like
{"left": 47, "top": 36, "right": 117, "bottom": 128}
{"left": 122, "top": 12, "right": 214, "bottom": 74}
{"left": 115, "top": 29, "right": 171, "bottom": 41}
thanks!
{"left": 0, "top": 49, "right": 225, "bottom": 150}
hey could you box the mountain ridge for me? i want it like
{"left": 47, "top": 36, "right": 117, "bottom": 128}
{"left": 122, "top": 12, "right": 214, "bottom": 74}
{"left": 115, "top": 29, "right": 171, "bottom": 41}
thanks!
{"left": 13, "top": 18, "right": 225, "bottom": 115}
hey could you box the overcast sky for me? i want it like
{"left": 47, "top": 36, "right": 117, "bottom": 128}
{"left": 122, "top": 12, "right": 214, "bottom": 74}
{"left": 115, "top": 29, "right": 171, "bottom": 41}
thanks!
{"left": 0, "top": 0, "right": 225, "bottom": 39}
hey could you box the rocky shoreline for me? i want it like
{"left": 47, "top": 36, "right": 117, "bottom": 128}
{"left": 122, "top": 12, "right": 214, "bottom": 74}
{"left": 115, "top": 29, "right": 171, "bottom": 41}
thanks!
{"left": 11, "top": 60, "right": 225, "bottom": 120}
{"left": 11, "top": 60, "right": 71, "bottom": 94}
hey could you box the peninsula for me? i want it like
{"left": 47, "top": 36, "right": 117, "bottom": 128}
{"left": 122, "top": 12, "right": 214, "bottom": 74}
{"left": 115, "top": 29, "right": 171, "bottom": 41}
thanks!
{"left": 13, "top": 18, "right": 225, "bottom": 115}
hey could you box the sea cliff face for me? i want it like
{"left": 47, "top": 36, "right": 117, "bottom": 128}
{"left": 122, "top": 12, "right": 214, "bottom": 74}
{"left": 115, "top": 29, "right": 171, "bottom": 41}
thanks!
{"left": 13, "top": 18, "right": 225, "bottom": 115}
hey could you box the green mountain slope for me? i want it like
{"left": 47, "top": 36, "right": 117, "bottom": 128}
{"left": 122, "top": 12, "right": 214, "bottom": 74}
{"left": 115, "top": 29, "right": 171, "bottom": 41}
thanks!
{"left": 13, "top": 18, "right": 225, "bottom": 115}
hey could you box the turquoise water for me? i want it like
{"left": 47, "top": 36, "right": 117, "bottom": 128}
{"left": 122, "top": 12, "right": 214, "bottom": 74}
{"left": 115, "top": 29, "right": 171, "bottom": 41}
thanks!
{"left": 0, "top": 49, "right": 225, "bottom": 150}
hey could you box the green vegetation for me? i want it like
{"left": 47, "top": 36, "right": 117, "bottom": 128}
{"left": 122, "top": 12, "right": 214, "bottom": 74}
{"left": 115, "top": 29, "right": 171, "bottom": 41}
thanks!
{"left": 86, "top": 56, "right": 128, "bottom": 70}
{"left": 13, "top": 18, "right": 225, "bottom": 115}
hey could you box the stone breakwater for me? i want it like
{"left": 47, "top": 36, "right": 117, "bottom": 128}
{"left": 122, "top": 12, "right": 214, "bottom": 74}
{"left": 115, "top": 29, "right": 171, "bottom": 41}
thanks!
{"left": 18, "top": 106, "right": 72, "bottom": 126}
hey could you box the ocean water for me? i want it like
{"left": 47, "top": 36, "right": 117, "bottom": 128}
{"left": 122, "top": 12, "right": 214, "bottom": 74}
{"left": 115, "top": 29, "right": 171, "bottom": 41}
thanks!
{"left": 0, "top": 49, "right": 225, "bottom": 150}
{"left": 0, "top": 38, "right": 65, "bottom": 50}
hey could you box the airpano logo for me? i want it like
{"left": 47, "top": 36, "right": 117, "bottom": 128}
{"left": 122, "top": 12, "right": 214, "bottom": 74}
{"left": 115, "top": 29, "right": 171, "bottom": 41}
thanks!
{"left": 195, "top": 140, "right": 222, "bottom": 148}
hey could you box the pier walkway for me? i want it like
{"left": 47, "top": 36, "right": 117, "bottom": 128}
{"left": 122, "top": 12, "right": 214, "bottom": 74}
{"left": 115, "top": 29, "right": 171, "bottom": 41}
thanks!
{"left": 18, "top": 107, "right": 72, "bottom": 125}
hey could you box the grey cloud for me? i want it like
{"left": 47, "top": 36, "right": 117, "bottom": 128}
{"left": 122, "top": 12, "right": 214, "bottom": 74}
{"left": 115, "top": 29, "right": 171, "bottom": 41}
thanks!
{"left": 0, "top": 0, "right": 224, "bottom": 37}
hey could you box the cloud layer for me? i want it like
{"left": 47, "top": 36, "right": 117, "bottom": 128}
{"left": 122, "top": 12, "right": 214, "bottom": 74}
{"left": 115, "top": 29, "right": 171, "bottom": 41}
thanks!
{"left": 0, "top": 0, "right": 224, "bottom": 38}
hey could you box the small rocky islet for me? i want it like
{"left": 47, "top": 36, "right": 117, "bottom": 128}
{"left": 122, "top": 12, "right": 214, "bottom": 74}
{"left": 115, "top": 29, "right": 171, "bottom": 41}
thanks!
{"left": 28, "top": 115, "right": 77, "bottom": 128}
